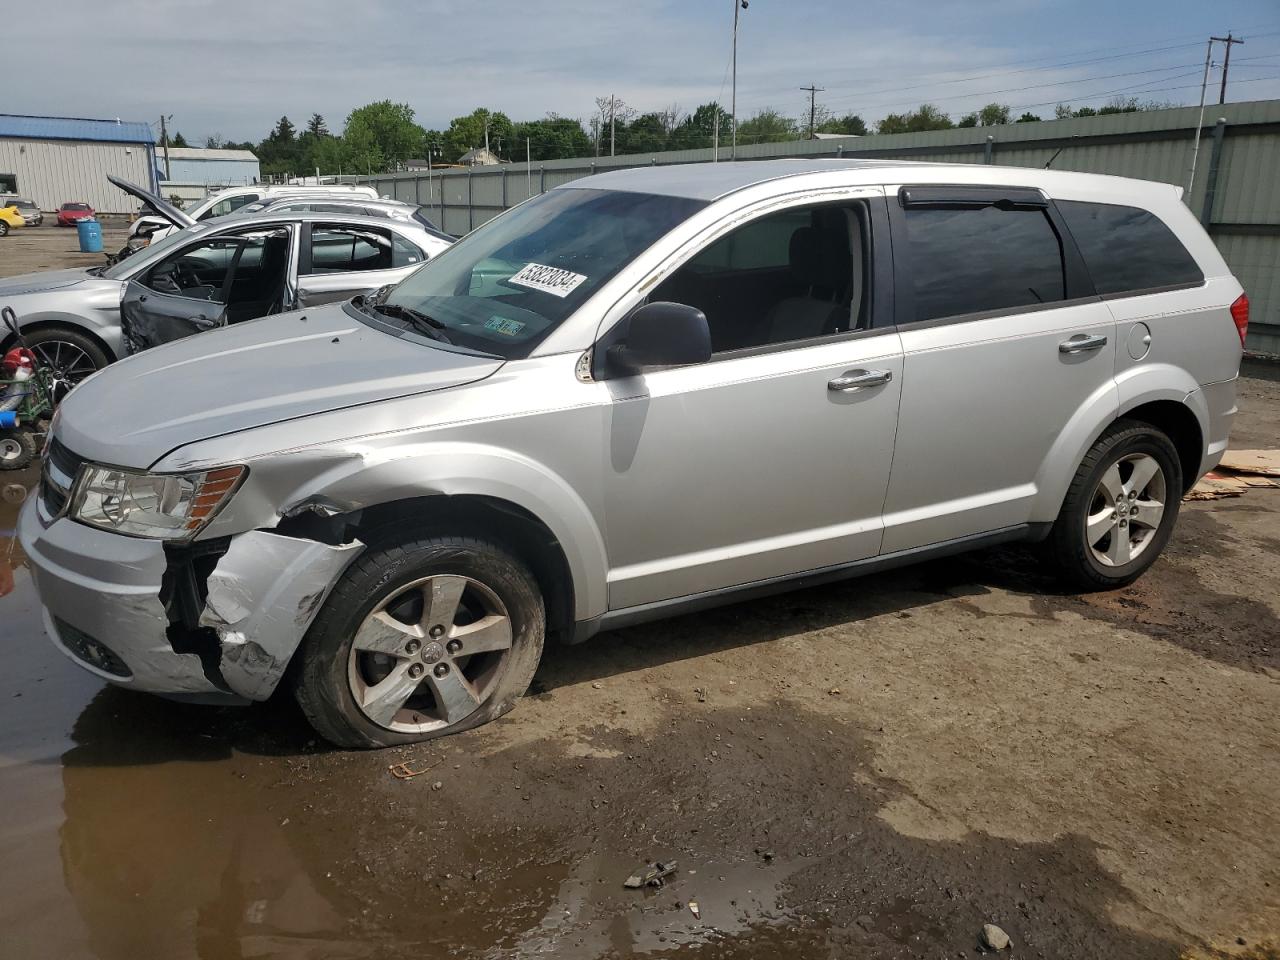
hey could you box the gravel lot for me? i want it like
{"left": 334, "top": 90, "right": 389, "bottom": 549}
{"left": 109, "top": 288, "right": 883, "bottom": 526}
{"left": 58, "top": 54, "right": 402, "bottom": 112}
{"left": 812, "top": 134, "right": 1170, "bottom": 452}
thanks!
{"left": 0, "top": 227, "right": 1277, "bottom": 959}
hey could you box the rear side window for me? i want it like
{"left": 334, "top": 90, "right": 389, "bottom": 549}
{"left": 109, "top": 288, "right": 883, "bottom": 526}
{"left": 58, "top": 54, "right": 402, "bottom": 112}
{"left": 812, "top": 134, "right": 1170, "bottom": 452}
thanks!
{"left": 902, "top": 205, "right": 1065, "bottom": 322}
{"left": 1057, "top": 200, "right": 1203, "bottom": 295}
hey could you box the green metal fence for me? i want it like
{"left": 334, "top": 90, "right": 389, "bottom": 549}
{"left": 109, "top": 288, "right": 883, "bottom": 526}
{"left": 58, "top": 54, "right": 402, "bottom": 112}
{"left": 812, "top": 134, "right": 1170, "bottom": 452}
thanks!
{"left": 362, "top": 99, "right": 1280, "bottom": 354}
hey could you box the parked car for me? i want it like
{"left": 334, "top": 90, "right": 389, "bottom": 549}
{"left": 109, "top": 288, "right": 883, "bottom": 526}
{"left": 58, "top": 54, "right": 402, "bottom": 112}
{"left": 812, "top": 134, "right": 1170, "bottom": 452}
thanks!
{"left": 0, "top": 179, "right": 448, "bottom": 394}
{"left": 0, "top": 197, "right": 42, "bottom": 226}
{"left": 0, "top": 204, "right": 25, "bottom": 236}
{"left": 56, "top": 202, "right": 95, "bottom": 227}
{"left": 241, "top": 196, "right": 454, "bottom": 241}
{"left": 129, "top": 182, "right": 381, "bottom": 244}
{"left": 19, "top": 160, "right": 1244, "bottom": 749}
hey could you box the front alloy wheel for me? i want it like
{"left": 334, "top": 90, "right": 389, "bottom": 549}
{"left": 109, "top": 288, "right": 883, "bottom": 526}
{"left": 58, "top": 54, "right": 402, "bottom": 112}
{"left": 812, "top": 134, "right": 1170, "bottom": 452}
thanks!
{"left": 295, "top": 534, "right": 545, "bottom": 749}
{"left": 347, "top": 574, "right": 515, "bottom": 735}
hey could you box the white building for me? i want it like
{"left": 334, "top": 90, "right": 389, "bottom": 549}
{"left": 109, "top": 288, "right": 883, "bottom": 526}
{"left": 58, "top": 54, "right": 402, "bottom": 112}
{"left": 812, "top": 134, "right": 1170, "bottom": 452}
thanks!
{"left": 0, "top": 114, "right": 159, "bottom": 214}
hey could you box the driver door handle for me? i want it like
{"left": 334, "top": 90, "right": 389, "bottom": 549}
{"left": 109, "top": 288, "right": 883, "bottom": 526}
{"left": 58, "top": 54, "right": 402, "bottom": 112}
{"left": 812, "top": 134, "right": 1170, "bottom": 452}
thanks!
{"left": 828, "top": 369, "right": 893, "bottom": 392}
{"left": 1059, "top": 333, "right": 1108, "bottom": 354}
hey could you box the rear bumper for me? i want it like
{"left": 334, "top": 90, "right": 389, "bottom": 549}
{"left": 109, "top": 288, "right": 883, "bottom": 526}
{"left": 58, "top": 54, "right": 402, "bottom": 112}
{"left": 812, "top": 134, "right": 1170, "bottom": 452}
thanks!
{"left": 18, "top": 500, "right": 363, "bottom": 702}
{"left": 1196, "top": 376, "right": 1238, "bottom": 479}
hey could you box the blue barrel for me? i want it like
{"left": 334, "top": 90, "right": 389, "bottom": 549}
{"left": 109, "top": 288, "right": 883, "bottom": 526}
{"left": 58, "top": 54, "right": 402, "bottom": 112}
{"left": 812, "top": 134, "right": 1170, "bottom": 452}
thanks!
{"left": 76, "top": 218, "right": 103, "bottom": 253}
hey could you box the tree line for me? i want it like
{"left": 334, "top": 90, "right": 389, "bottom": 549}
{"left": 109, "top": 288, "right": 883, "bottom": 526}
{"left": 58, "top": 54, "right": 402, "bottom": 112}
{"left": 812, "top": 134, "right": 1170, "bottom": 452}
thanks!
{"left": 169, "top": 95, "right": 1176, "bottom": 179}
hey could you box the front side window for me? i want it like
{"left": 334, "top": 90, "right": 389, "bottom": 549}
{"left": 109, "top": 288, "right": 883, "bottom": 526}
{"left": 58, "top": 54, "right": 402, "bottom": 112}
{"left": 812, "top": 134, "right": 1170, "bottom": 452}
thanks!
{"left": 903, "top": 204, "right": 1065, "bottom": 323}
{"left": 1057, "top": 200, "right": 1203, "bottom": 295}
{"left": 371, "top": 188, "right": 705, "bottom": 358}
{"left": 141, "top": 228, "right": 290, "bottom": 321}
{"left": 651, "top": 203, "right": 870, "bottom": 353}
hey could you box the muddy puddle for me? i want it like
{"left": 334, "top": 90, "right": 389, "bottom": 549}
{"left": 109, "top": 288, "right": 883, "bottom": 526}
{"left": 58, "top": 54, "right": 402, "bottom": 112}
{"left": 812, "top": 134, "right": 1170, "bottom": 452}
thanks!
{"left": 3, "top": 454, "right": 1277, "bottom": 959}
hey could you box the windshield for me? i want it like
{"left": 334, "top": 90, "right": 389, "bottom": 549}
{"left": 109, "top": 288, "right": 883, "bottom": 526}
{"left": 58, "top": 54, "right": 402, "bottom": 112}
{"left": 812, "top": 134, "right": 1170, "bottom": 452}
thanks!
{"left": 369, "top": 188, "right": 705, "bottom": 358}
{"left": 64, "top": 203, "right": 91, "bottom": 211}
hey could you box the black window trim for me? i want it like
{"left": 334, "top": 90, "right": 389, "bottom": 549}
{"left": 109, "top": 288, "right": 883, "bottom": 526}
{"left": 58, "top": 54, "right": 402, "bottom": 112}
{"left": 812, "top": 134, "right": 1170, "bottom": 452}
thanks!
{"left": 888, "top": 184, "right": 1095, "bottom": 329}
{"left": 1051, "top": 197, "right": 1207, "bottom": 303}
{"left": 593, "top": 194, "right": 897, "bottom": 376}
{"left": 299, "top": 220, "right": 397, "bottom": 276}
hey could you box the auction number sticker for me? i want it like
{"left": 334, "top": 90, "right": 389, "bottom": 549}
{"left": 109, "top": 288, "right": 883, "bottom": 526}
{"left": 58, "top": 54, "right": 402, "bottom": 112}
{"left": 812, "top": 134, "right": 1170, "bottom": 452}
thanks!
{"left": 508, "top": 262, "right": 587, "bottom": 298}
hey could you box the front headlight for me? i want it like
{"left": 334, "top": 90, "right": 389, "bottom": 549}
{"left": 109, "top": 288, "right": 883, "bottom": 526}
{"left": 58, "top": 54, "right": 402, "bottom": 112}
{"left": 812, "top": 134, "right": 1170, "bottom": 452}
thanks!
{"left": 70, "top": 465, "right": 246, "bottom": 540}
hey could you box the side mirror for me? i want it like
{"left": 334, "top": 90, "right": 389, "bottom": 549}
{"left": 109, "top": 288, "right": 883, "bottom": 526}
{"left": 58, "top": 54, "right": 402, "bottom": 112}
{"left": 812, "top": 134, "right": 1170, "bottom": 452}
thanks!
{"left": 605, "top": 301, "right": 711, "bottom": 377}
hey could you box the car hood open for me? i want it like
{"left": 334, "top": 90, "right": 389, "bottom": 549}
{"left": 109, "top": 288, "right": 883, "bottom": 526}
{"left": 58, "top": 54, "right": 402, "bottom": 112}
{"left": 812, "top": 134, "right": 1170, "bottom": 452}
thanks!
{"left": 107, "top": 174, "right": 196, "bottom": 229}
{"left": 54, "top": 303, "right": 503, "bottom": 469}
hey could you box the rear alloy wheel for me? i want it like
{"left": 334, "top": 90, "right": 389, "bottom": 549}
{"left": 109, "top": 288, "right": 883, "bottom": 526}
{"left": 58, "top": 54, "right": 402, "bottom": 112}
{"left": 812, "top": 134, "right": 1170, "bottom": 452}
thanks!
{"left": 295, "top": 534, "right": 545, "bottom": 749}
{"left": 1046, "top": 419, "right": 1182, "bottom": 590}
{"left": 0, "top": 221, "right": 8, "bottom": 237}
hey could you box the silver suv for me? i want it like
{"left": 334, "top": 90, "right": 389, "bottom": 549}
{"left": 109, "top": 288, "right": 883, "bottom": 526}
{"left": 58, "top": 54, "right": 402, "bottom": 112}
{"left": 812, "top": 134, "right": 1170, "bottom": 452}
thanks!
{"left": 20, "top": 160, "right": 1246, "bottom": 748}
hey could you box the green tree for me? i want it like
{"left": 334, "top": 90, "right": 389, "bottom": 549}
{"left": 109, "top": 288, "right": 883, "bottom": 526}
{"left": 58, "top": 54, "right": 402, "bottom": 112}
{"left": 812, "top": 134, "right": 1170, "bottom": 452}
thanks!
{"left": 444, "top": 107, "right": 514, "bottom": 162}
{"left": 257, "top": 116, "right": 301, "bottom": 177}
{"left": 512, "top": 115, "right": 590, "bottom": 161}
{"left": 957, "top": 112, "right": 979, "bottom": 128}
{"left": 171, "top": 131, "right": 190, "bottom": 147}
{"left": 344, "top": 101, "right": 425, "bottom": 170}
{"left": 978, "top": 103, "right": 1011, "bottom": 126}
{"left": 307, "top": 113, "right": 330, "bottom": 138}
{"left": 736, "top": 108, "right": 798, "bottom": 145}
{"left": 1016, "top": 112, "right": 1041, "bottom": 123}
{"left": 668, "top": 102, "right": 732, "bottom": 150}
{"left": 617, "top": 112, "right": 668, "bottom": 154}
{"left": 815, "top": 113, "right": 867, "bottom": 136}
{"left": 876, "top": 104, "right": 953, "bottom": 134}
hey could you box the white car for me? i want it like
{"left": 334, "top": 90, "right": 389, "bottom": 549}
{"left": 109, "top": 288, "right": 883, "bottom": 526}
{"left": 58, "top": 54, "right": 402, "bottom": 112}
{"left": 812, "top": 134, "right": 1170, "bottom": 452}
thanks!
{"left": 130, "top": 183, "right": 381, "bottom": 243}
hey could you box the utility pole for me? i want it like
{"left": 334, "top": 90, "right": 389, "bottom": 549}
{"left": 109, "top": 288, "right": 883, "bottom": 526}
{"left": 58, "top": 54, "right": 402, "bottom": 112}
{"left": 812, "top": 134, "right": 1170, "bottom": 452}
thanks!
{"left": 712, "top": 104, "right": 719, "bottom": 161}
{"left": 591, "top": 118, "right": 600, "bottom": 157}
{"left": 1211, "top": 33, "right": 1245, "bottom": 104}
{"left": 802, "top": 84, "right": 825, "bottom": 139}
{"left": 731, "top": 0, "right": 747, "bottom": 160}
{"left": 1186, "top": 37, "right": 1215, "bottom": 199}
{"left": 158, "top": 114, "right": 172, "bottom": 180}
{"left": 610, "top": 94, "right": 617, "bottom": 158}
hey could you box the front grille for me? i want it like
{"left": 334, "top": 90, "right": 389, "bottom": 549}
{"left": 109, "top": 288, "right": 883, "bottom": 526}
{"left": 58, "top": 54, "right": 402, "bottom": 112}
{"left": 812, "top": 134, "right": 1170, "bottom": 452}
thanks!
{"left": 39, "top": 436, "right": 82, "bottom": 518}
{"left": 54, "top": 618, "right": 132, "bottom": 677}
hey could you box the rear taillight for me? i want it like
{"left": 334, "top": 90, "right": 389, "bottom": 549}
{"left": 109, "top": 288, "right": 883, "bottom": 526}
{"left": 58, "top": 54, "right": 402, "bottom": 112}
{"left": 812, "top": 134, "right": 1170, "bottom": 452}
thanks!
{"left": 1230, "top": 293, "right": 1249, "bottom": 347}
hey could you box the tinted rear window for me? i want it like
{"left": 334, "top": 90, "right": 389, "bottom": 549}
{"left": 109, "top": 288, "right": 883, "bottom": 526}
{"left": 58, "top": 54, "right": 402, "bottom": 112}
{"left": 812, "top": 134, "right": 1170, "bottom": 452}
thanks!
{"left": 1057, "top": 200, "right": 1202, "bottom": 296}
{"left": 903, "top": 205, "right": 1066, "bottom": 322}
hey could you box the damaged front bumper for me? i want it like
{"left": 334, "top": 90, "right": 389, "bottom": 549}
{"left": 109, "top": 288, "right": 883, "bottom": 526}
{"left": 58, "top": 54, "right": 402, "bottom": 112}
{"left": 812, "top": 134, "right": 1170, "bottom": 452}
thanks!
{"left": 18, "top": 500, "right": 362, "bottom": 702}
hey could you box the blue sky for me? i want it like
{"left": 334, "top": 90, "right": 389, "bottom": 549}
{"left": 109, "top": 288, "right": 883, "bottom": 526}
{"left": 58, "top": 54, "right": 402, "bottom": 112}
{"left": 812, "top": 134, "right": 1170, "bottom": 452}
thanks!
{"left": 4, "top": 0, "right": 1278, "bottom": 143}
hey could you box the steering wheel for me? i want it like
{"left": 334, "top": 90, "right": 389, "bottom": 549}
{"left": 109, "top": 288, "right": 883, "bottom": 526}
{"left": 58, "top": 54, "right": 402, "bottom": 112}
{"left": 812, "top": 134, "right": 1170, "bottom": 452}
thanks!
{"left": 174, "top": 261, "right": 202, "bottom": 289}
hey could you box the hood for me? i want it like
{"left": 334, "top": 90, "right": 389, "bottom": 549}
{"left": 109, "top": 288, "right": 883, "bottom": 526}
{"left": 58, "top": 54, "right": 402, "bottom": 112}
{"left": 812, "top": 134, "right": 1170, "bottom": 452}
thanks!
{"left": 108, "top": 174, "right": 195, "bottom": 229}
{"left": 0, "top": 267, "right": 97, "bottom": 297}
{"left": 55, "top": 303, "right": 503, "bottom": 469}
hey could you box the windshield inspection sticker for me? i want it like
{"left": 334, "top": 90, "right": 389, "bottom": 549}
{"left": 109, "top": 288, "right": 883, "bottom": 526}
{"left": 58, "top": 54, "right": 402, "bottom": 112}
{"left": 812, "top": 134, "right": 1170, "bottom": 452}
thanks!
{"left": 508, "top": 262, "right": 587, "bottom": 299}
{"left": 485, "top": 315, "right": 526, "bottom": 336}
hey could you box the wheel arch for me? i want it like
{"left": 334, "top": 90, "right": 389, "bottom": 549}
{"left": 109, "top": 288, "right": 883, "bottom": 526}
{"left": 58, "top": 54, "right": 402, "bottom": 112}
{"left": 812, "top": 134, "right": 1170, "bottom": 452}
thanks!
{"left": 1, "top": 313, "right": 119, "bottom": 363}
{"left": 278, "top": 493, "right": 579, "bottom": 641}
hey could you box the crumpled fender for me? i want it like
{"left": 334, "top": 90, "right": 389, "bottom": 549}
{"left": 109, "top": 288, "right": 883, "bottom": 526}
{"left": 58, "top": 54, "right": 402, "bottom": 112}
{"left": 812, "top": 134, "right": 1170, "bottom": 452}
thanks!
{"left": 198, "top": 530, "right": 364, "bottom": 700}
{"left": 278, "top": 440, "right": 609, "bottom": 622}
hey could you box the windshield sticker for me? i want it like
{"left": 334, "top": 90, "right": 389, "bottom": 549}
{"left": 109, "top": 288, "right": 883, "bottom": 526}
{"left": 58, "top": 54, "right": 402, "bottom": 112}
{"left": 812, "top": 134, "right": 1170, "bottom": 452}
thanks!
{"left": 508, "top": 262, "right": 587, "bottom": 299}
{"left": 485, "top": 315, "right": 527, "bottom": 336}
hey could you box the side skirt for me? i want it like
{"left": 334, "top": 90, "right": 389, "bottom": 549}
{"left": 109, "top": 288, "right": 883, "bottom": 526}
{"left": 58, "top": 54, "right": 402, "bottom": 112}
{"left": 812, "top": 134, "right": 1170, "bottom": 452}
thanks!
{"left": 570, "top": 523, "right": 1048, "bottom": 643}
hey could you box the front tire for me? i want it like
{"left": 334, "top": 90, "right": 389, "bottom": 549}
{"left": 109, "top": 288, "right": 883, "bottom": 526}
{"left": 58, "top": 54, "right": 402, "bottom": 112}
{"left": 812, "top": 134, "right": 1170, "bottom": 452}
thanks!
{"left": 21, "top": 326, "right": 111, "bottom": 402}
{"left": 0, "top": 221, "right": 8, "bottom": 237}
{"left": 1046, "top": 420, "right": 1182, "bottom": 590}
{"left": 294, "top": 534, "right": 545, "bottom": 749}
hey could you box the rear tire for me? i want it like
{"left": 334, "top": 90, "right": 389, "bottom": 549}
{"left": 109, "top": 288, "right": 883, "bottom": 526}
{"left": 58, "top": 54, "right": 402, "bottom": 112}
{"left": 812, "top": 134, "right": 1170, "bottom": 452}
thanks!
{"left": 294, "top": 534, "right": 545, "bottom": 749}
{"left": 1045, "top": 419, "right": 1182, "bottom": 590}
{"left": 0, "top": 222, "right": 8, "bottom": 237}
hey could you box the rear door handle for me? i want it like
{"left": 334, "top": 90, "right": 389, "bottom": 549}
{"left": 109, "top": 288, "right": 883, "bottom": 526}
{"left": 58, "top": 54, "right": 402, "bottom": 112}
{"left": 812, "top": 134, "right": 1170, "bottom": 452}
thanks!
{"left": 828, "top": 369, "right": 893, "bottom": 392}
{"left": 1059, "top": 333, "right": 1108, "bottom": 354}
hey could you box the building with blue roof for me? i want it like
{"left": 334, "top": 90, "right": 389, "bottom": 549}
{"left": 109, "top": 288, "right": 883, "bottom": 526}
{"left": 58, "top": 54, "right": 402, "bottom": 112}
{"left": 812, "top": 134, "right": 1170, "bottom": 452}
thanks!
{"left": 0, "top": 114, "right": 160, "bottom": 214}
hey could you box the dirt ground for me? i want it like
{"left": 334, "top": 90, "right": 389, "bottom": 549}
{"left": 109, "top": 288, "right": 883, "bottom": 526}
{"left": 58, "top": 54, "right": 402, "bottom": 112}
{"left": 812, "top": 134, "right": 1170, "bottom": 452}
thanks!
{"left": 0, "top": 227, "right": 1277, "bottom": 959}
